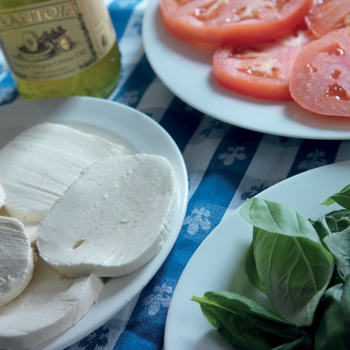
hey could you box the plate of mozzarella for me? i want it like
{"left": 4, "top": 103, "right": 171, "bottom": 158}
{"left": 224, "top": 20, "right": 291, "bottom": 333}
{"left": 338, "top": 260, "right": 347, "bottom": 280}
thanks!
{"left": 0, "top": 97, "right": 188, "bottom": 350}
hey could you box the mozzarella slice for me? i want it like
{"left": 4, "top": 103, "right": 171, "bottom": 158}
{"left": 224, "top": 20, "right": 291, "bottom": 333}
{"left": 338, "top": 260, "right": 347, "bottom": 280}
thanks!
{"left": 37, "top": 154, "right": 179, "bottom": 277}
{"left": 0, "top": 216, "right": 34, "bottom": 308}
{"left": 0, "top": 123, "right": 124, "bottom": 223}
{"left": 0, "top": 256, "right": 104, "bottom": 350}
{"left": 12, "top": 123, "right": 124, "bottom": 160}
{"left": 0, "top": 209, "right": 37, "bottom": 244}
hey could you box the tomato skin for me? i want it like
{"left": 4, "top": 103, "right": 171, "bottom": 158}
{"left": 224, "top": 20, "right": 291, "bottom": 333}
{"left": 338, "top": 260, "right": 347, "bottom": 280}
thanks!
{"left": 212, "top": 31, "right": 312, "bottom": 101}
{"left": 290, "top": 27, "right": 350, "bottom": 117}
{"left": 305, "top": 0, "right": 350, "bottom": 38}
{"left": 160, "top": 0, "right": 313, "bottom": 45}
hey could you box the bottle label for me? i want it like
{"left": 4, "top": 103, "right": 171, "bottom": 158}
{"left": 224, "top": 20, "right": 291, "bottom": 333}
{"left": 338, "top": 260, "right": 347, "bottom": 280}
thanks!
{"left": 0, "top": 0, "right": 117, "bottom": 81}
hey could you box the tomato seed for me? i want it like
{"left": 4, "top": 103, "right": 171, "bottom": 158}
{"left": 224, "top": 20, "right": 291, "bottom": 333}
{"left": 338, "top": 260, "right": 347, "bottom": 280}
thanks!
{"left": 324, "top": 83, "right": 350, "bottom": 100}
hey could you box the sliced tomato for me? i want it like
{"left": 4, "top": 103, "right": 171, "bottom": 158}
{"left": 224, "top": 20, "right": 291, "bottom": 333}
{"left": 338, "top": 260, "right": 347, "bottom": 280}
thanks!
{"left": 159, "top": 0, "right": 313, "bottom": 45}
{"left": 305, "top": 0, "right": 350, "bottom": 38}
{"left": 290, "top": 27, "right": 350, "bottom": 117}
{"left": 212, "top": 30, "right": 312, "bottom": 100}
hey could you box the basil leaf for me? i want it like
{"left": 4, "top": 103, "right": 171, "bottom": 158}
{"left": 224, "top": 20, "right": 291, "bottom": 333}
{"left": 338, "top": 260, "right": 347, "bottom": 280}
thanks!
{"left": 323, "top": 282, "right": 343, "bottom": 302}
{"left": 271, "top": 335, "right": 313, "bottom": 349}
{"left": 192, "top": 291, "right": 305, "bottom": 350}
{"left": 245, "top": 227, "right": 267, "bottom": 296}
{"left": 240, "top": 198, "right": 322, "bottom": 244}
{"left": 324, "top": 231, "right": 350, "bottom": 279}
{"left": 315, "top": 210, "right": 350, "bottom": 234}
{"left": 314, "top": 209, "right": 350, "bottom": 279}
{"left": 253, "top": 229, "right": 334, "bottom": 327}
{"left": 240, "top": 199, "right": 334, "bottom": 327}
{"left": 313, "top": 215, "right": 336, "bottom": 240}
{"left": 321, "top": 184, "right": 350, "bottom": 210}
{"left": 314, "top": 276, "right": 350, "bottom": 350}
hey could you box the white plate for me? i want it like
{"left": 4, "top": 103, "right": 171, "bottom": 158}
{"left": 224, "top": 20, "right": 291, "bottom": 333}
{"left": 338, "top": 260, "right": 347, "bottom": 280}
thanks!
{"left": 0, "top": 96, "right": 188, "bottom": 350}
{"left": 164, "top": 160, "right": 350, "bottom": 350}
{"left": 142, "top": 0, "right": 350, "bottom": 140}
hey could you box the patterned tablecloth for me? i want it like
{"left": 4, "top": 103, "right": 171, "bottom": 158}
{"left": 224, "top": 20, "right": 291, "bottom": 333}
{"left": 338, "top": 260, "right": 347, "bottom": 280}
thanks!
{"left": 1, "top": 1, "right": 350, "bottom": 349}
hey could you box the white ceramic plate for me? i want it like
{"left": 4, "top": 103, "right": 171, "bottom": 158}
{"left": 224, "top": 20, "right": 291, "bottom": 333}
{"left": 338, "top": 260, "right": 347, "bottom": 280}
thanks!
{"left": 0, "top": 96, "right": 188, "bottom": 350}
{"left": 164, "top": 160, "right": 350, "bottom": 350}
{"left": 142, "top": 0, "right": 350, "bottom": 140}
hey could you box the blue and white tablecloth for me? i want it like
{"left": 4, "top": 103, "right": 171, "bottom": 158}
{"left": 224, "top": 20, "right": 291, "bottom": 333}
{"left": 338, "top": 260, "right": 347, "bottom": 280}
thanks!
{"left": 1, "top": 1, "right": 350, "bottom": 349}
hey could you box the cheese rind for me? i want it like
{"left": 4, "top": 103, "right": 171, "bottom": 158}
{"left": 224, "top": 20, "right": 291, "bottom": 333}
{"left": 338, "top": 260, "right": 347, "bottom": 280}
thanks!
{"left": 37, "top": 154, "right": 179, "bottom": 277}
{"left": 0, "top": 216, "right": 34, "bottom": 308}
{"left": 0, "top": 256, "right": 104, "bottom": 350}
{"left": 0, "top": 123, "right": 124, "bottom": 223}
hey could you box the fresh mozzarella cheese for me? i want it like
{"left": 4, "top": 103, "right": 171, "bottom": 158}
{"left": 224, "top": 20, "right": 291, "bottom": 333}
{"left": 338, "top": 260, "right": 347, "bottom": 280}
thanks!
{"left": 0, "top": 216, "right": 34, "bottom": 308}
{"left": 0, "top": 256, "right": 104, "bottom": 350}
{"left": 37, "top": 154, "right": 179, "bottom": 277}
{"left": 12, "top": 122, "right": 123, "bottom": 160}
{"left": 0, "top": 209, "right": 38, "bottom": 244}
{"left": 0, "top": 123, "right": 124, "bottom": 223}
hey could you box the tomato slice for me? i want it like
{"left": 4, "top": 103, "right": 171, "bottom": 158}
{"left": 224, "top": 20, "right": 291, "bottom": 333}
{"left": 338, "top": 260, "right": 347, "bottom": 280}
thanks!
{"left": 212, "top": 30, "right": 312, "bottom": 100}
{"left": 290, "top": 27, "right": 350, "bottom": 117}
{"left": 159, "top": 0, "right": 313, "bottom": 45}
{"left": 305, "top": 0, "right": 350, "bottom": 38}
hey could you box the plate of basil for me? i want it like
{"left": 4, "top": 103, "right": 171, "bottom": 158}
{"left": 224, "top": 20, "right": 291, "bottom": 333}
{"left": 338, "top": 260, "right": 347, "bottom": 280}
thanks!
{"left": 164, "top": 160, "right": 350, "bottom": 350}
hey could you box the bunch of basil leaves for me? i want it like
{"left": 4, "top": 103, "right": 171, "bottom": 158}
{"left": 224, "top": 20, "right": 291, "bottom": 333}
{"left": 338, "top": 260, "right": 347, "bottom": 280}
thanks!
{"left": 192, "top": 184, "right": 350, "bottom": 349}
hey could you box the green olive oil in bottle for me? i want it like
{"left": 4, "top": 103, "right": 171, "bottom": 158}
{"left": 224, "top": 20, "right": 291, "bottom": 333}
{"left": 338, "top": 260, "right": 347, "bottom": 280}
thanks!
{"left": 0, "top": 0, "right": 121, "bottom": 99}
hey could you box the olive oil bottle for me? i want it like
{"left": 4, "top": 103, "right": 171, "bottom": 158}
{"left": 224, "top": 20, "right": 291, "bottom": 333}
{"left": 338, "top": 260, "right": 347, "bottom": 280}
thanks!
{"left": 0, "top": 0, "right": 121, "bottom": 99}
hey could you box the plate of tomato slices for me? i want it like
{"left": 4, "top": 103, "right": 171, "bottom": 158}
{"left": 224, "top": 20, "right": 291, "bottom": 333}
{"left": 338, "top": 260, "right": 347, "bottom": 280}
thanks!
{"left": 142, "top": 0, "right": 350, "bottom": 140}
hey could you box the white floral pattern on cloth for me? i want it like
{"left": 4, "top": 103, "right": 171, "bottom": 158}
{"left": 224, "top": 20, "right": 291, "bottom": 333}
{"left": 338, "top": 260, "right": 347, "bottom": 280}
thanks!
{"left": 67, "top": 293, "right": 140, "bottom": 350}
{"left": 241, "top": 183, "right": 268, "bottom": 201}
{"left": 298, "top": 150, "right": 327, "bottom": 170}
{"left": 200, "top": 119, "right": 225, "bottom": 138}
{"left": 218, "top": 146, "right": 246, "bottom": 166}
{"left": 183, "top": 207, "right": 211, "bottom": 235}
{"left": 143, "top": 283, "right": 173, "bottom": 316}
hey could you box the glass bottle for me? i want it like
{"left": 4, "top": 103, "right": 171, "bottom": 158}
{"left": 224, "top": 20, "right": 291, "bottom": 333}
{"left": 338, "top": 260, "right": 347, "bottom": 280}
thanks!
{"left": 0, "top": 0, "right": 121, "bottom": 99}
